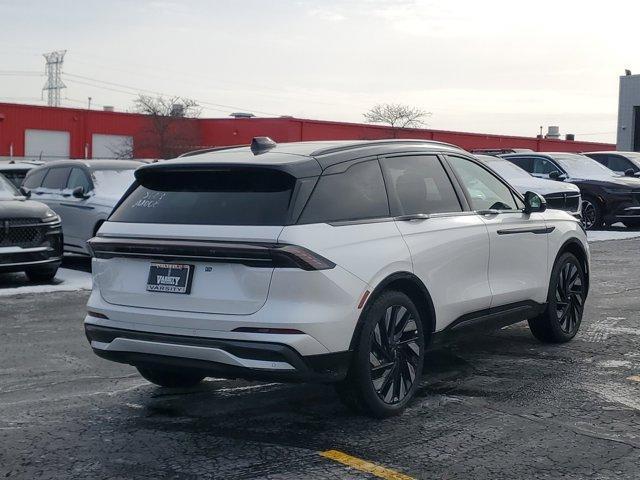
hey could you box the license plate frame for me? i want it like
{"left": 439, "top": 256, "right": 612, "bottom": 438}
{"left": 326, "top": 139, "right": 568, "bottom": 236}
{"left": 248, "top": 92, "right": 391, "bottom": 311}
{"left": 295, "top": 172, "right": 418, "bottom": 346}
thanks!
{"left": 146, "top": 263, "right": 194, "bottom": 294}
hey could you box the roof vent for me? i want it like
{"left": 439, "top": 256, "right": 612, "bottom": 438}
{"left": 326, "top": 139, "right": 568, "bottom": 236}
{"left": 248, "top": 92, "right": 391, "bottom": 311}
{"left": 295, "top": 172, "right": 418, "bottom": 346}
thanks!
{"left": 230, "top": 112, "right": 255, "bottom": 118}
{"left": 250, "top": 137, "right": 276, "bottom": 155}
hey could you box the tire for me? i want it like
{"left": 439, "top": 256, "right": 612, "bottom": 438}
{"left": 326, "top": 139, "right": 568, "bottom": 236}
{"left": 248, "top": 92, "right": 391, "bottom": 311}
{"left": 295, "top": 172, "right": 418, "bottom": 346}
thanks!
{"left": 335, "top": 291, "right": 425, "bottom": 418}
{"left": 25, "top": 266, "right": 58, "bottom": 282}
{"left": 581, "top": 196, "right": 603, "bottom": 230}
{"left": 528, "top": 252, "right": 586, "bottom": 343}
{"left": 137, "top": 367, "right": 205, "bottom": 388}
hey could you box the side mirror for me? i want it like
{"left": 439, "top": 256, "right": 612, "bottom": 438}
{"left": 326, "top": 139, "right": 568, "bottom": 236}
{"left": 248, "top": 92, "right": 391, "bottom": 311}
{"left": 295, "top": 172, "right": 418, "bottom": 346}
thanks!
{"left": 625, "top": 168, "right": 636, "bottom": 177}
{"left": 72, "top": 186, "right": 87, "bottom": 198}
{"left": 548, "top": 170, "right": 565, "bottom": 180}
{"left": 19, "top": 187, "right": 31, "bottom": 198}
{"left": 523, "top": 191, "right": 547, "bottom": 214}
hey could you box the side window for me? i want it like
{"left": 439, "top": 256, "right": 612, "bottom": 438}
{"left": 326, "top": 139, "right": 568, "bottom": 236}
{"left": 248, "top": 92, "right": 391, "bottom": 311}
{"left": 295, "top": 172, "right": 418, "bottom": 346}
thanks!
{"left": 41, "top": 167, "right": 71, "bottom": 190}
{"left": 23, "top": 168, "right": 47, "bottom": 189}
{"left": 381, "top": 155, "right": 461, "bottom": 215}
{"left": 67, "top": 168, "right": 92, "bottom": 192}
{"left": 507, "top": 157, "right": 532, "bottom": 172}
{"left": 532, "top": 157, "right": 560, "bottom": 175}
{"left": 447, "top": 156, "right": 518, "bottom": 211}
{"left": 587, "top": 154, "right": 607, "bottom": 167}
{"left": 299, "top": 160, "right": 389, "bottom": 223}
{"left": 607, "top": 156, "right": 634, "bottom": 172}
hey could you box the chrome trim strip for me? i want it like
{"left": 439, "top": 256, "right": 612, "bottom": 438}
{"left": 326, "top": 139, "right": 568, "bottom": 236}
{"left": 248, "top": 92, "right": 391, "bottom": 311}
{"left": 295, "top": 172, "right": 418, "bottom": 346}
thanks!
{"left": 496, "top": 226, "right": 555, "bottom": 235}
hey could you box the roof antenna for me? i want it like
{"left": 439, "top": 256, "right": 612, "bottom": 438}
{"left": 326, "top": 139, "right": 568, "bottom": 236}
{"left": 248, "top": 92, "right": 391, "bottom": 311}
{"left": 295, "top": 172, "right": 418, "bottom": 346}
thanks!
{"left": 251, "top": 137, "right": 277, "bottom": 155}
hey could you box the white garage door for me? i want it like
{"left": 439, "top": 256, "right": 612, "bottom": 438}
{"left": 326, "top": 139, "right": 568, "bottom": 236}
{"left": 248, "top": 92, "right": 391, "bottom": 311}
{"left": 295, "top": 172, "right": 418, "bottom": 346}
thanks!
{"left": 25, "top": 129, "right": 70, "bottom": 160}
{"left": 92, "top": 134, "right": 133, "bottom": 159}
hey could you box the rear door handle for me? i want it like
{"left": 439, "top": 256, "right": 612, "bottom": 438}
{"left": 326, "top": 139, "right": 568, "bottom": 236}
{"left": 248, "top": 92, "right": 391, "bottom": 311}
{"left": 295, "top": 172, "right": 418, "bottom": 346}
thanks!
{"left": 395, "top": 213, "right": 430, "bottom": 221}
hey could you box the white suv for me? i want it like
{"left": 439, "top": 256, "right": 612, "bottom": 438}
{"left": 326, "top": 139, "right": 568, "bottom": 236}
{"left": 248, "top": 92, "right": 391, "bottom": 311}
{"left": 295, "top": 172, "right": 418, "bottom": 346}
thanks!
{"left": 85, "top": 138, "right": 589, "bottom": 417}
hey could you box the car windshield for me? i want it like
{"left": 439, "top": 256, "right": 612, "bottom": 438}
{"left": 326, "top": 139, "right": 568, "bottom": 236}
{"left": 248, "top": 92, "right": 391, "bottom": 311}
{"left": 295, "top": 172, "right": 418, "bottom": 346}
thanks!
{"left": 0, "top": 173, "right": 19, "bottom": 199}
{"left": 552, "top": 153, "right": 617, "bottom": 179}
{"left": 483, "top": 158, "right": 532, "bottom": 180}
{"left": 92, "top": 169, "right": 136, "bottom": 197}
{"left": 622, "top": 152, "right": 640, "bottom": 164}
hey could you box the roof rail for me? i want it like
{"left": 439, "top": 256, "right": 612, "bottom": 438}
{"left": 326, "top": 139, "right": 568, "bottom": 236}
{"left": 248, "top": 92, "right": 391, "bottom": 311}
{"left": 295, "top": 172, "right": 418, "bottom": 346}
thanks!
{"left": 309, "top": 139, "right": 463, "bottom": 156}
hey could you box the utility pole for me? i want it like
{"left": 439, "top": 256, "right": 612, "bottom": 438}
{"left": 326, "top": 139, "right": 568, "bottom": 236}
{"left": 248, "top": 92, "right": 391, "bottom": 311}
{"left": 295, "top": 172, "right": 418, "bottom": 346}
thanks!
{"left": 88, "top": 96, "right": 92, "bottom": 110}
{"left": 42, "top": 50, "right": 67, "bottom": 107}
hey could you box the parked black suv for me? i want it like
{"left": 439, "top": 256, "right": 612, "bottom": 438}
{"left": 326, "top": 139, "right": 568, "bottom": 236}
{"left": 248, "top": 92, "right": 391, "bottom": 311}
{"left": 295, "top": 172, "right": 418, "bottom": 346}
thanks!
{"left": 584, "top": 151, "right": 640, "bottom": 177}
{"left": 0, "top": 173, "right": 63, "bottom": 281}
{"left": 501, "top": 152, "right": 640, "bottom": 229}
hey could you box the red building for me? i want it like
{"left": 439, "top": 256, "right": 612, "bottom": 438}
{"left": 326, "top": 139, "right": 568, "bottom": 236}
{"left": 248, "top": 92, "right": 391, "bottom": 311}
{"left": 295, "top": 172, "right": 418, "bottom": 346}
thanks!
{"left": 0, "top": 102, "right": 614, "bottom": 160}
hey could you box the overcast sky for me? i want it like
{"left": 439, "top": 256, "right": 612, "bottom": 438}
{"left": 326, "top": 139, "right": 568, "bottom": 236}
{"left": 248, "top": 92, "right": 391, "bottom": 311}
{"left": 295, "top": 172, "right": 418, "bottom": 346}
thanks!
{"left": 1, "top": 0, "right": 637, "bottom": 143}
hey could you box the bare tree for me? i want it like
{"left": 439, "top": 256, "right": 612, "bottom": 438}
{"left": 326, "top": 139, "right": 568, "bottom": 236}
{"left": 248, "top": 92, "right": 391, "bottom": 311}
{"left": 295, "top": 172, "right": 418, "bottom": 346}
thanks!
{"left": 131, "top": 95, "right": 202, "bottom": 159}
{"left": 363, "top": 103, "right": 431, "bottom": 129}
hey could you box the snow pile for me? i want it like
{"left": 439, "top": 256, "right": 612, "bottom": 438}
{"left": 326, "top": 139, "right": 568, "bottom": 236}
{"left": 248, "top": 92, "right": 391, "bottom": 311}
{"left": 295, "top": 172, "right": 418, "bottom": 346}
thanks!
{"left": 0, "top": 268, "right": 92, "bottom": 297}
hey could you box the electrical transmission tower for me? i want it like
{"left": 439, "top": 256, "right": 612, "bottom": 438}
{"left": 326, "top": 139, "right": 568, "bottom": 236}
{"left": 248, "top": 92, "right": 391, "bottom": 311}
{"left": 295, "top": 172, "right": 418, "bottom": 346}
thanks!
{"left": 42, "top": 50, "right": 67, "bottom": 107}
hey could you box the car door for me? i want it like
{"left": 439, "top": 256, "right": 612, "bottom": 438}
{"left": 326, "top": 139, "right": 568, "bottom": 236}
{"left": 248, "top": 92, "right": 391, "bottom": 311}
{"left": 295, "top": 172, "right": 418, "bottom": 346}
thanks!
{"left": 446, "top": 155, "right": 549, "bottom": 308}
{"left": 36, "top": 166, "right": 72, "bottom": 217}
{"left": 380, "top": 153, "right": 492, "bottom": 331}
{"left": 57, "top": 167, "right": 95, "bottom": 249}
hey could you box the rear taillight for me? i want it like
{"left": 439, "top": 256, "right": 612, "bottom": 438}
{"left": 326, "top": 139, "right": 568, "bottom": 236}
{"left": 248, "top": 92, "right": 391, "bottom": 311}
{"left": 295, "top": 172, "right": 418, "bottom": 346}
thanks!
{"left": 85, "top": 237, "right": 335, "bottom": 271}
{"left": 271, "top": 244, "right": 336, "bottom": 271}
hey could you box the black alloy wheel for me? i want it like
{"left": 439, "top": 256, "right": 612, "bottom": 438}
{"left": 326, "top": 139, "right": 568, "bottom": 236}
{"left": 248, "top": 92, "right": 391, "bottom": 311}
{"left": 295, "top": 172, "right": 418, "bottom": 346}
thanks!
{"left": 554, "top": 261, "right": 585, "bottom": 335}
{"left": 370, "top": 305, "right": 421, "bottom": 405}
{"left": 581, "top": 197, "right": 601, "bottom": 230}
{"left": 529, "top": 252, "right": 586, "bottom": 343}
{"left": 335, "top": 290, "right": 425, "bottom": 418}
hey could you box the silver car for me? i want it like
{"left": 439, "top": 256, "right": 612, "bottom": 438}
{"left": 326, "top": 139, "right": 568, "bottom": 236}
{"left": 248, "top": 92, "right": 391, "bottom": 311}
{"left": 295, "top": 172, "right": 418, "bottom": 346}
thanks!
{"left": 22, "top": 160, "right": 143, "bottom": 254}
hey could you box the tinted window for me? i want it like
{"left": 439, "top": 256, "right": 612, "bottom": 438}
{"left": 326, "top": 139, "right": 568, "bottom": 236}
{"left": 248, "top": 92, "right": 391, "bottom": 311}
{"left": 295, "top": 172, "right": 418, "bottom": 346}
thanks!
{"left": 382, "top": 155, "right": 461, "bottom": 214}
{"left": 110, "top": 168, "right": 296, "bottom": 226}
{"left": 506, "top": 156, "right": 532, "bottom": 172}
{"left": 23, "top": 168, "right": 47, "bottom": 189}
{"left": 42, "top": 167, "right": 71, "bottom": 190}
{"left": 0, "top": 174, "right": 18, "bottom": 199}
{"left": 531, "top": 157, "right": 560, "bottom": 175}
{"left": 447, "top": 156, "right": 517, "bottom": 211}
{"left": 1, "top": 171, "right": 28, "bottom": 188}
{"left": 300, "top": 160, "right": 389, "bottom": 223}
{"left": 607, "top": 155, "right": 634, "bottom": 172}
{"left": 67, "top": 168, "right": 92, "bottom": 192}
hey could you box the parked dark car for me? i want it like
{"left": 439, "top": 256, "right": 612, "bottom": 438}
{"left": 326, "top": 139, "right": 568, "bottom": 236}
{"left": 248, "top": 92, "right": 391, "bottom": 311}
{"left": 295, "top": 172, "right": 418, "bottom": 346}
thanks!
{"left": 584, "top": 151, "right": 640, "bottom": 177}
{"left": 501, "top": 152, "right": 640, "bottom": 229}
{"left": 475, "top": 155, "right": 581, "bottom": 218}
{"left": 0, "top": 173, "right": 63, "bottom": 281}
{"left": 0, "top": 160, "right": 43, "bottom": 188}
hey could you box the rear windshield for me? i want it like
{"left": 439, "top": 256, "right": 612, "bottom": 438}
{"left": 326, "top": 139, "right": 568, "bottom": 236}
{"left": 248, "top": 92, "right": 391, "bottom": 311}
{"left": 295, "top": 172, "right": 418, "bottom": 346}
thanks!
{"left": 109, "top": 168, "right": 296, "bottom": 225}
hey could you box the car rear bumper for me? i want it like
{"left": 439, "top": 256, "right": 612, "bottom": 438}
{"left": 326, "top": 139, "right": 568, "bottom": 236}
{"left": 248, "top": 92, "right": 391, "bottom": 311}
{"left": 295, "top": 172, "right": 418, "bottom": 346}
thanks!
{"left": 85, "top": 323, "right": 350, "bottom": 383}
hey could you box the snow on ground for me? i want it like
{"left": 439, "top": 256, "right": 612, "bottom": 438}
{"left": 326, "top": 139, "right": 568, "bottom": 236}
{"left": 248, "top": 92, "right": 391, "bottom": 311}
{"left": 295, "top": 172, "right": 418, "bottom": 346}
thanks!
{"left": 0, "top": 268, "right": 92, "bottom": 297}
{"left": 587, "top": 230, "right": 640, "bottom": 242}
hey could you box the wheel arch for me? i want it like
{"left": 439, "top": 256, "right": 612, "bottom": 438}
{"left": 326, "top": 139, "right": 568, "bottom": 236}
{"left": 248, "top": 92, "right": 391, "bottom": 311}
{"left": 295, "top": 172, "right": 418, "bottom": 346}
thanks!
{"left": 348, "top": 272, "right": 436, "bottom": 351}
{"left": 555, "top": 238, "right": 590, "bottom": 297}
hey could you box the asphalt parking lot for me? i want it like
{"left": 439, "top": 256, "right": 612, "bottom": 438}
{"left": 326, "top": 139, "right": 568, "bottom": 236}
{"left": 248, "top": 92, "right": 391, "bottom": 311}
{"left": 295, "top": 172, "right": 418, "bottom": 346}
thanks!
{"left": 2, "top": 238, "right": 640, "bottom": 480}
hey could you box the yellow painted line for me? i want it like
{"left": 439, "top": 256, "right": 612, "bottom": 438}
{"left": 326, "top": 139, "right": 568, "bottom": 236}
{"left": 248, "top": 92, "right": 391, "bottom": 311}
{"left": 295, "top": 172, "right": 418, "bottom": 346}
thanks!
{"left": 627, "top": 375, "right": 640, "bottom": 382}
{"left": 320, "top": 450, "right": 415, "bottom": 480}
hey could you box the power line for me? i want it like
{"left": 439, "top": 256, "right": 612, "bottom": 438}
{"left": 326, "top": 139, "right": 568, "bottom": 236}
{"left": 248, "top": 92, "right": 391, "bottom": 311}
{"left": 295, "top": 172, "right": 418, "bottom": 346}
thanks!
{"left": 63, "top": 72, "right": 282, "bottom": 116}
{"left": 0, "top": 70, "right": 43, "bottom": 76}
